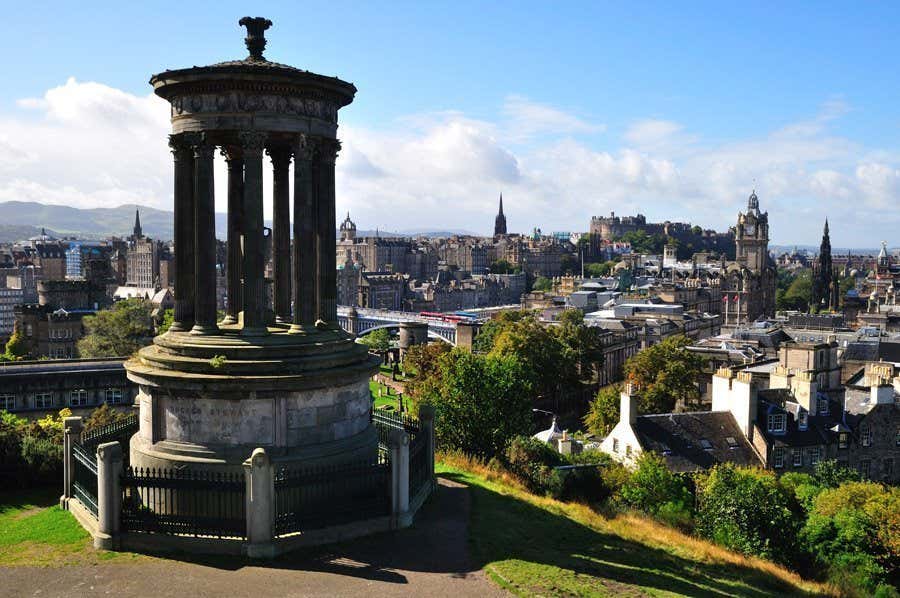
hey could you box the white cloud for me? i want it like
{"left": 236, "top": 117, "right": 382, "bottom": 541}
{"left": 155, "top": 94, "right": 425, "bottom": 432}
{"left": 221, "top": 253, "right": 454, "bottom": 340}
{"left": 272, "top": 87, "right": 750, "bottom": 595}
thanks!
{"left": 0, "top": 80, "right": 897, "bottom": 245}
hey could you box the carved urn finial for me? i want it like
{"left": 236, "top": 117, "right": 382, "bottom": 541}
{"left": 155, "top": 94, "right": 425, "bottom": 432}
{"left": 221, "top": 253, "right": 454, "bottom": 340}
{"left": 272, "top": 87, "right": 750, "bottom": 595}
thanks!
{"left": 239, "top": 16, "right": 273, "bottom": 61}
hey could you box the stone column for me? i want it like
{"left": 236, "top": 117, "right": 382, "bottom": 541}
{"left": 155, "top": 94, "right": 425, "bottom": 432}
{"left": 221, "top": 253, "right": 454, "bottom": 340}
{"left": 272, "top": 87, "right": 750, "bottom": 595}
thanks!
{"left": 243, "top": 448, "right": 275, "bottom": 558}
{"left": 268, "top": 146, "right": 292, "bottom": 324}
{"left": 95, "top": 441, "right": 123, "bottom": 550}
{"left": 60, "top": 416, "right": 83, "bottom": 508}
{"left": 221, "top": 146, "right": 244, "bottom": 326}
{"left": 389, "top": 428, "right": 410, "bottom": 528}
{"left": 316, "top": 138, "right": 340, "bottom": 326}
{"left": 168, "top": 134, "right": 195, "bottom": 332}
{"left": 238, "top": 131, "right": 269, "bottom": 336}
{"left": 290, "top": 135, "right": 317, "bottom": 333}
{"left": 190, "top": 134, "right": 219, "bottom": 335}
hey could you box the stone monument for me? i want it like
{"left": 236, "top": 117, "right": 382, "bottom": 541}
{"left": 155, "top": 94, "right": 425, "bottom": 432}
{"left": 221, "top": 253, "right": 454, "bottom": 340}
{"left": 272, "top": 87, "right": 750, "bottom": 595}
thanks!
{"left": 125, "top": 17, "right": 379, "bottom": 472}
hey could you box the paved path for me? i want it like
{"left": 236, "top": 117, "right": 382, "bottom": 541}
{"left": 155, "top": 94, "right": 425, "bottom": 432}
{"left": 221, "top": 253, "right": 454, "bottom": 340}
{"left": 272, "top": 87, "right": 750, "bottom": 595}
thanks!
{"left": 0, "top": 478, "right": 506, "bottom": 598}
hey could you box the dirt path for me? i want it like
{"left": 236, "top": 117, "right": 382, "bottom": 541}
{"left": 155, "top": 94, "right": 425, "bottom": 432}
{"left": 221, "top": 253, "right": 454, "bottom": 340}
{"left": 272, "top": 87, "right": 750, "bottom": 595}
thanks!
{"left": 0, "top": 478, "right": 506, "bottom": 598}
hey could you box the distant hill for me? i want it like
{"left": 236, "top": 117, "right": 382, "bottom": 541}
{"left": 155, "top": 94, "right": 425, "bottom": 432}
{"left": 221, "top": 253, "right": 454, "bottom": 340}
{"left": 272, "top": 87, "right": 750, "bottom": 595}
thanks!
{"left": 0, "top": 224, "right": 62, "bottom": 244}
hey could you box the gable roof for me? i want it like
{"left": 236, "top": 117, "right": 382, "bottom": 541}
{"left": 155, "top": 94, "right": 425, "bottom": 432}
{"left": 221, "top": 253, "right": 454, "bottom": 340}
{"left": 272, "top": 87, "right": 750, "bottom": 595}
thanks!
{"left": 633, "top": 411, "right": 762, "bottom": 473}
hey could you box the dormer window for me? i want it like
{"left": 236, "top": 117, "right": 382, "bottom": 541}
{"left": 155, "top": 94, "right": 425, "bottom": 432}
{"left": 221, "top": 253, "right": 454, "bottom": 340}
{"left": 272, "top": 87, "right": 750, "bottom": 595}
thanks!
{"left": 700, "top": 439, "right": 713, "bottom": 451}
{"left": 798, "top": 410, "right": 808, "bottom": 431}
{"left": 767, "top": 412, "right": 786, "bottom": 434}
{"left": 861, "top": 424, "right": 872, "bottom": 447}
{"left": 817, "top": 395, "right": 829, "bottom": 416}
{"left": 839, "top": 433, "right": 849, "bottom": 449}
{"left": 725, "top": 436, "right": 738, "bottom": 449}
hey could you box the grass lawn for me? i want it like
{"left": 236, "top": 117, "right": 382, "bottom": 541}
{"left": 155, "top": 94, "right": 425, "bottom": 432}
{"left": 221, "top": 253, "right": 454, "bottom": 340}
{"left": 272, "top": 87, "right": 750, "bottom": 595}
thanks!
{"left": 370, "top": 379, "right": 412, "bottom": 412}
{"left": 437, "top": 456, "right": 833, "bottom": 598}
{"left": 0, "top": 486, "right": 141, "bottom": 566}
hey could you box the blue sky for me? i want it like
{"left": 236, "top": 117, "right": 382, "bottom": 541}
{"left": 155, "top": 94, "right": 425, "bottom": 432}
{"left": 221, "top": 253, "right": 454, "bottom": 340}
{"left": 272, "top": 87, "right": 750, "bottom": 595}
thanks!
{"left": 1, "top": 1, "right": 899, "bottom": 246}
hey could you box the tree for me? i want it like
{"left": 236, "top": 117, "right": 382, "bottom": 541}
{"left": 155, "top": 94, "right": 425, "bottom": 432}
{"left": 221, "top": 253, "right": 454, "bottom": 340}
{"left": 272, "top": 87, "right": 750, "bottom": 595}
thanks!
{"left": 417, "top": 348, "right": 532, "bottom": 458}
{"left": 802, "top": 482, "right": 899, "bottom": 595}
{"left": 532, "top": 276, "right": 553, "bottom": 292}
{"left": 620, "top": 452, "right": 694, "bottom": 528}
{"left": 490, "top": 260, "right": 516, "bottom": 274}
{"left": 83, "top": 403, "right": 131, "bottom": 434}
{"left": 552, "top": 309, "right": 605, "bottom": 382}
{"left": 559, "top": 254, "right": 578, "bottom": 275}
{"left": 3, "top": 324, "right": 28, "bottom": 360}
{"left": 158, "top": 308, "right": 175, "bottom": 334}
{"left": 584, "top": 261, "right": 615, "bottom": 278}
{"left": 403, "top": 341, "right": 451, "bottom": 400}
{"left": 777, "top": 270, "right": 812, "bottom": 312}
{"left": 583, "top": 385, "right": 620, "bottom": 437}
{"left": 77, "top": 299, "right": 155, "bottom": 358}
{"left": 358, "top": 328, "right": 391, "bottom": 354}
{"left": 624, "top": 335, "right": 703, "bottom": 413}
{"left": 696, "top": 464, "right": 802, "bottom": 564}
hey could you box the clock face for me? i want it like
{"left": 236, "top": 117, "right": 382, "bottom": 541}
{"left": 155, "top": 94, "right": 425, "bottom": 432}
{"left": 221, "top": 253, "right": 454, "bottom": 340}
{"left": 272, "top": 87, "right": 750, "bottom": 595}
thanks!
{"left": 745, "top": 223, "right": 756, "bottom": 236}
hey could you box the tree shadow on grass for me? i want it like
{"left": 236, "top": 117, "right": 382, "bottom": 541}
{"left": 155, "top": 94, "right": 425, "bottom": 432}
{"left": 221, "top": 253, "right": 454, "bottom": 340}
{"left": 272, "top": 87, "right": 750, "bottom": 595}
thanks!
{"left": 0, "top": 485, "right": 60, "bottom": 516}
{"left": 438, "top": 472, "right": 823, "bottom": 598}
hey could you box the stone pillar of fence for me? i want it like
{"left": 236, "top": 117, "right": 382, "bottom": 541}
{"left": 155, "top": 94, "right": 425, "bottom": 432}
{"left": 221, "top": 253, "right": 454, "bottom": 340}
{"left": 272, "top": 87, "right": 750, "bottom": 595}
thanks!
{"left": 389, "top": 427, "right": 411, "bottom": 528}
{"left": 60, "top": 416, "right": 84, "bottom": 509}
{"left": 95, "top": 441, "right": 123, "bottom": 550}
{"left": 243, "top": 447, "right": 276, "bottom": 558}
{"left": 418, "top": 404, "right": 437, "bottom": 489}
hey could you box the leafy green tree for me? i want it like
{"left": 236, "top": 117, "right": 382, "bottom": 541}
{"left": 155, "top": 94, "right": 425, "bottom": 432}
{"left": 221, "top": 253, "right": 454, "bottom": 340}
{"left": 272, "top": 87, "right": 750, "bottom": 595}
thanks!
{"left": 158, "top": 308, "right": 175, "bottom": 334}
{"left": 553, "top": 309, "right": 605, "bottom": 380}
{"left": 584, "top": 261, "right": 616, "bottom": 278}
{"left": 583, "top": 385, "right": 620, "bottom": 437}
{"left": 778, "top": 270, "right": 812, "bottom": 311}
{"left": 696, "top": 464, "right": 801, "bottom": 564}
{"left": 77, "top": 299, "right": 154, "bottom": 358}
{"left": 403, "top": 341, "right": 451, "bottom": 400}
{"left": 802, "top": 482, "right": 898, "bottom": 595}
{"left": 559, "top": 254, "right": 578, "bottom": 275}
{"left": 532, "top": 276, "right": 553, "bottom": 292}
{"left": 418, "top": 348, "right": 532, "bottom": 458}
{"left": 471, "top": 311, "right": 525, "bottom": 354}
{"left": 358, "top": 327, "right": 391, "bottom": 354}
{"left": 620, "top": 452, "right": 694, "bottom": 529}
{"left": 624, "top": 335, "right": 703, "bottom": 413}
{"left": 83, "top": 403, "right": 131, "bottom": 434}
{"left": 490, "top": 260, "right": 515, "bottom": 274}
{"left": 3, "top": 325, "right": 29, "bottom": 360}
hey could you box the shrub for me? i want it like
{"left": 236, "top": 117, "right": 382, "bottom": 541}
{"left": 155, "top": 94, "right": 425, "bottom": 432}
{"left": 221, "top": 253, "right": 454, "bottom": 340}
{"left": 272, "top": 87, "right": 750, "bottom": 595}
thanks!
{"left": 695, "top": 464, "right": 801, "bottom": 564}
{"left": 620, "top": 452, "right": 694, "bottom": 530}
{"left": 20, "top": 435, "right": 62, "bottom": 480}
{"left": 504, "top": 435, "right": 563, "bottom": 493}
{"left": 83, "top": 403, "right": 130, "bottom": 434}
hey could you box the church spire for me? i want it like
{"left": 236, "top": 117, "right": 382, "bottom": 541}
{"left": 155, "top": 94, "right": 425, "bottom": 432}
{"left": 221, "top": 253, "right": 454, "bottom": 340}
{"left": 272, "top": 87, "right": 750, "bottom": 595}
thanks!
{"left": 133, "top": 208, "right": 142, "bottom": 238}
{"left": 494, "top": 192, "right": 507, "bottom": 237}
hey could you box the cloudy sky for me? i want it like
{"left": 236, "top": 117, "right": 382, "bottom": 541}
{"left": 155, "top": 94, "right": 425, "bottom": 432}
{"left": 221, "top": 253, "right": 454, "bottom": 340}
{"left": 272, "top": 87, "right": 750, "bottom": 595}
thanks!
{"left": 1, "top": 1, "right": 899, "bottom": 246}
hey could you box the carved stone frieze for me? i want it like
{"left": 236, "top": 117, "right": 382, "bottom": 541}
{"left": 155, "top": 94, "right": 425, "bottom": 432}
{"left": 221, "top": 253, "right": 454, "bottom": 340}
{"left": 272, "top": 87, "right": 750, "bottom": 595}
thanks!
{"left": 170, "top": 92, "right": 339, "bottom": 123}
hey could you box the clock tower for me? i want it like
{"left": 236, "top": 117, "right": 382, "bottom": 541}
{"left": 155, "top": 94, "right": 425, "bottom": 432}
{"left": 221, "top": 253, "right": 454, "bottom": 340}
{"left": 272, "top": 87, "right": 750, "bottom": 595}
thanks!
{"left": 735, "top": 190, "right": 769, "bottom": 273}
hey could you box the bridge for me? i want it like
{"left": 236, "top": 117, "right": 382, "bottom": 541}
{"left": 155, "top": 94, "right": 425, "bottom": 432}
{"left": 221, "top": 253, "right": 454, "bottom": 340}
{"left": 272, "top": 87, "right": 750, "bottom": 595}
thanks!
{"left": 336, "top": 306, "right": 463, "bottom": 344}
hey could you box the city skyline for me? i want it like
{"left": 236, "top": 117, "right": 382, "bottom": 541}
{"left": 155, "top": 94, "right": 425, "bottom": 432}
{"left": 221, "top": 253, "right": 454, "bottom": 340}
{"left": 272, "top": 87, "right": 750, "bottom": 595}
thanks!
{"left": 1, "top": 2, "right": 899, "bottom": 245}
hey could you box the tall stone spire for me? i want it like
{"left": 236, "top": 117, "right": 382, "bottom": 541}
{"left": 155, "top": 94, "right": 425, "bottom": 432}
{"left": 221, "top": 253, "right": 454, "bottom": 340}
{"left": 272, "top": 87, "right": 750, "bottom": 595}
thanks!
{"left": 133, "top": 208, "right": 142, "bottom": 238}
{"left": 494, "top": 192, "right": 507, "bottom": 237}
{"left": 812, "top": 218, "right": 834, "bottom": 311}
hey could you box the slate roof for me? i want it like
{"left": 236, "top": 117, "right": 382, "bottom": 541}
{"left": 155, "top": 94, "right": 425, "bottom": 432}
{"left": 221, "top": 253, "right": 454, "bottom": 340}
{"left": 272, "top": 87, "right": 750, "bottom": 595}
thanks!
{"left": 755, "top": 389, "right": 841, "bottom": 448}
{"left": 633, "top": 411, "right": 762, "bottom": 473}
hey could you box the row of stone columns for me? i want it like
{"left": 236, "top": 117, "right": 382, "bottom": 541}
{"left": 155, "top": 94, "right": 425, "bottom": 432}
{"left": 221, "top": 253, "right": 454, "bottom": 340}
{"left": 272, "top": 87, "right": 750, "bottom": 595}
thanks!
{"left": 167, "top": 131, "right": 340, "bottom": 336}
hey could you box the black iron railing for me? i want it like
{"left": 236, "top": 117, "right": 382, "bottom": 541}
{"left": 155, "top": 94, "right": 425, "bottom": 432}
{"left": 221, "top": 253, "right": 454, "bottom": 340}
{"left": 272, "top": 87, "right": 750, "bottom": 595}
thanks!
{"left": 72, "top": 441, "right": 98, "bottom": 517}
{"left": 409, "top": 430, "right": 430, "bottom": 499}
{"left": 120, "top": 467, "right": 246, "bottom": 539}
{"left": 273, "top": 458, "right": 391, "bottom": 536}
{"left": 82, "top": 414, "right": 139, "bottom": 464}
{"left": 372, "top": 409, "right": 419, "bottom": 436}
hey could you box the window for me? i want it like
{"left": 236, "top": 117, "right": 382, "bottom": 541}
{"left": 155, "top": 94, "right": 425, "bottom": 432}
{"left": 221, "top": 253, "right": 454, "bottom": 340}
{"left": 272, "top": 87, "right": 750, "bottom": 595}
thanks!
{"left": 859, "top": 459, "right": 871, "bottom": 480}
{"left": 69, "top": 389, "right": 87, "bottom": 407}
{"left": 612, "top": 438, "right": 619, "bottom": 453}
{"left": 817, "top": 396, "right": 829, "bottom": 416}
{"left": 699, "top": 439, "right": 713, "bottom": 450}
{"left": 839, "top": 433, "right": 848, "bottom": 449}
{"left": 793, "top": 449, "right": 803, "bottom": 467}
{"left": 768, "top": 413, "right": 786, "bottom": 433}
{"left": 0, "top": 394, "right": 15, "bottom": 411}
{"left": 25, "top": 323, "right": 33, "bottom": 337}
{"left": 725, "top": 436, "right": 738, "bottom": 449}
{"left": 33, "top": 393, "right": 52, "bottom": 409}
{"left": 861, "top": 425, "right": 872, "bottom": 447}
{"left": 798, "top": 411, "right": 808, "bottom": 431}
{"left": 105, "top": 389, "right": 123, "bottom": 404}
{"left": 625, "top": 444, "right": 632, "bottom": 457}
{"left": 885, "top": 458, "right": 894, "bottom": 480}
{"left": 773, "top": 447, "right": 785, "bottom": 468}
{"left": 809, "top": 446, "right": 821, "bottom": 466}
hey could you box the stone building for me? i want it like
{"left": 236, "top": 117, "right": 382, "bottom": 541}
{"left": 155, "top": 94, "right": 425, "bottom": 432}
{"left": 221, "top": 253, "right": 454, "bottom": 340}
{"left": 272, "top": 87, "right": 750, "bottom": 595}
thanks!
{"left": 33, "top": 243, "right": 67, "bottom": 281}
{"left": 493, "top": 193, "right": 507, "bottom": 237}
{"left": 126, "top": 210, "right": 161, "bottom": 288}
{"left": 0, "top": 358, "right": 134, "bottom": 417}
{"left": 358, "top": 271, "right": 406, "bottom": 310}
{"left": 14, "top": 304, "right": 84, "bottom": 359}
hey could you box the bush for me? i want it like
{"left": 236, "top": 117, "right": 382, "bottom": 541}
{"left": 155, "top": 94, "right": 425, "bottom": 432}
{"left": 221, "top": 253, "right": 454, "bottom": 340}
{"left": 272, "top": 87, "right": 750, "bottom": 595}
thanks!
{"left": 695, "top": 464, "right": 801, "bottom": 564}
{"left": 20, "top": 435, "right": 62, "bottom": 479}
{"left": 504, "top": 435, "right": 563, "bottom": 493}
{"left": 549, "top": 464, "right": 607, "bottom": 503}
{"left": 620, "top": 452, "right": 694, "bottom": 530}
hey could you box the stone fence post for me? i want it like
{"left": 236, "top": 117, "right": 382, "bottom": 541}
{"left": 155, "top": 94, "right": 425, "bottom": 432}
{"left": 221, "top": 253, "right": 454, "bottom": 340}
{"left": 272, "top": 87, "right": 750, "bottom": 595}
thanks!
{"left": 244, "top": 447, "right": 275, "bottom": 558}
{"left": 61, "top": 416, "right": 84, "bottom": 509}
{"left": 95, "top": 441, "right": 123, "bottom": 550}
{"left": 417, "top": 404, "right": 436, "bottom": 488}
{"left": 389, "top": 427, "right": 410, "bottom": 528}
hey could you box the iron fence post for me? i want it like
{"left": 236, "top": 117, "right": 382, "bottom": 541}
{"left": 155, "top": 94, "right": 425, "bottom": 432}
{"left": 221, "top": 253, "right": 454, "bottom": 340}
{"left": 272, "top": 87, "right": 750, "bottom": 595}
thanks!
{"left": 61, "top": 416, "right": 83, "bottom": 509}
{"left": 243, "top": 447, "right": 276, "bottom": 558}
{"left": 389, "top": 428, "right": 410, "bottom": 528}
{"left": 95, "top": 441, "right": 123, "bottom": 550}
{"left": 418, "top": 404, "right": 437, "bottom": 488}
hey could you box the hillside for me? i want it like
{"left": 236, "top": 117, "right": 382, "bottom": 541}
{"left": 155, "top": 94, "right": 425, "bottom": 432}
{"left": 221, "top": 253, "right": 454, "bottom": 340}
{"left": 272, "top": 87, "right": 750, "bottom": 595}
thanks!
{"left": 438, "top": 454, "right": 832, "bottom": 597}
